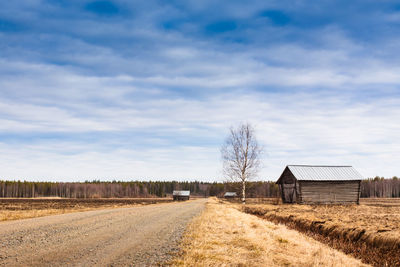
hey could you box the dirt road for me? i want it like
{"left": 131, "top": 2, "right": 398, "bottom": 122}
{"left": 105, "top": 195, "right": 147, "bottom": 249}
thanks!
{"left": 0, "top": 199, "right": 206, "bottom": 266}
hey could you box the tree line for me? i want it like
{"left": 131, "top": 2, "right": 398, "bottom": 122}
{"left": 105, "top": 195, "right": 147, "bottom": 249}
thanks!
{"left": 0, "top": 177, "right": 399, "bottom": 198}
{"left": 0, "top": 180, "right": 279, "bottom": 198}
{"left": 360, "top": 176, "right": 400, "bottom": 198}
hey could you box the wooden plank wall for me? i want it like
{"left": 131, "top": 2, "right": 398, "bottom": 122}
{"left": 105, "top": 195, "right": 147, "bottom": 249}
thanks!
{"left": 279, "top": 168, "right": 297, "bottom": 203}
{"left": 299, "top": 181, "right": 360, "bottom": 204}
{"left": 282, "top": 184, "right": 296, "bottom": 203}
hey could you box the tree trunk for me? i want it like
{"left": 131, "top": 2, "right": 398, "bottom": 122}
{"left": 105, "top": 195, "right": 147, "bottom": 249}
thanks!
{"left": 242, "top": 180, "right": 246, "bottom": 204}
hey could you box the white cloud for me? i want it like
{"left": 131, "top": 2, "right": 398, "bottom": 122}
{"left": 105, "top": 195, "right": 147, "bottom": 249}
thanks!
{"left": 1, "top": 2, "right": 400, "bottom": 181}
{"left": 0, "top": 77, "right": 399, "bottom": 181}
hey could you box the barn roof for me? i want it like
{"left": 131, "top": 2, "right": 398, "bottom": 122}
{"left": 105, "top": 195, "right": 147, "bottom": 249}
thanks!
{"left": 172, "top": 190, "right": 190, "bottom": 196}
{"left": 224, "top": 192, "right": 237, "bottom": 197}
{"left": 278, "top": 165, "right": 363, "bottom": 182}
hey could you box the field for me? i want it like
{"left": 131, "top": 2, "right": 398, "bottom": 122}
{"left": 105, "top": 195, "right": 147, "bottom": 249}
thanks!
{"left": 172, "top": 198, "right": 367, "bottom": 266}
{"left": 243, "top": 198, "right": 400, "bottom": 267}
{"left": 0, "top": 198, "right": 173, "bottom": 221}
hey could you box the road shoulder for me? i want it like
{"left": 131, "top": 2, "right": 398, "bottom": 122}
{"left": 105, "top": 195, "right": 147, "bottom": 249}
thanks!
{"left": 172, "top": 198, "right": 368, "bottom": 266}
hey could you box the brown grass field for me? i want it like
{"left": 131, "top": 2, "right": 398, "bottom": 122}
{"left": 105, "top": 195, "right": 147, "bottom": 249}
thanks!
{"left": 172, "top": 198, "right": 368, "bottom": 267}
{"left": 243, "top": 198, "right": 400, "bottom": 267}
{"left": 0, "top": 198, "right": 173, "bottom": 221}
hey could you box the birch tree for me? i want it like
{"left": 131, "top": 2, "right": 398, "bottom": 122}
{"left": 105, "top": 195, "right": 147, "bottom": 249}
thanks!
{"left": 221, "top": 123, "right": 262, "bottom": 204}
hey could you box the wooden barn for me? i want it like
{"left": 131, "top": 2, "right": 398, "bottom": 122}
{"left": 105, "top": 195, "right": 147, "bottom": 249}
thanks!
{"left": 276, "top": 165, "right": 363, "bottom": 204}
{"left": 172, "top": 190, "right": 190, "bottom": 201}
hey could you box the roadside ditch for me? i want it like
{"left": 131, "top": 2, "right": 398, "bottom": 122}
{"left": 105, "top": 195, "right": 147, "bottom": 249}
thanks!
{"left": 243, "top": 206, "right": 400, "bottom": 267}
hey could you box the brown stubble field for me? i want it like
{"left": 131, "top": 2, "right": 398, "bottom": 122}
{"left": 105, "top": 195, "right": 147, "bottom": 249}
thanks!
{"left": 243, "top": 198, "right": 400, "bottom": 267}
{"left": 0, "top": 198, "right": 173, "bottom": 221}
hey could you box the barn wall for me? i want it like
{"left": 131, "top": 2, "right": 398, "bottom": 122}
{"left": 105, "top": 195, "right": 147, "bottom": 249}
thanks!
{"left": 280, "top": 168, "right": 296, "bottom": 184}
{"left": 281, "top": 183, "right": 296, "bottom": 203}
{"left": 173, "top": 195, "right": 190, "bottom": 201}
{"left": 279, "top": 168, "right": 298, "bottom": 203}
{"left": 299, "top": 181, "right": 360, "bottom": 204}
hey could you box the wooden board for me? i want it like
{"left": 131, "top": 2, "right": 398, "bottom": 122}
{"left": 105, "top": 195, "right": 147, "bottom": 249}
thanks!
{"left": 299, "top": 181, "right": 360, "bottom": 204}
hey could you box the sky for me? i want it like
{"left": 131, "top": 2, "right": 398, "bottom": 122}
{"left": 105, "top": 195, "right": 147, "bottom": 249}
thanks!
{"left": 0, "top": 0, "right": 400, "bottom": 182}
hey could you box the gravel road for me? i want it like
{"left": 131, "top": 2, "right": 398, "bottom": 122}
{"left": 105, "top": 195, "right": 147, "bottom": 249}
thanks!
{"left": 0, "top": 199, "right": 206, "bottom": 266}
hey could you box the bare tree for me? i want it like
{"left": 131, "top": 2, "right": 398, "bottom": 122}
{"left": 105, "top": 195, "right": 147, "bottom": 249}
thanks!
{"left": 221, "top": 123, "right": 263, "bottom": 204}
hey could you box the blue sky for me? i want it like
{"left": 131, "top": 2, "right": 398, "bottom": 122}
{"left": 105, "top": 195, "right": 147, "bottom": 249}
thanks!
{"left": 0, "top": 0, "right": 400, "bottom": 181}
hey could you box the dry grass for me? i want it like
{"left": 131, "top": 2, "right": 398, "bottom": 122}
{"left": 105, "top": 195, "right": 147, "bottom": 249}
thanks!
{"left": 0, "top": 208, "right": 95, "bottom": 221}
{"left": 0, "top": 198, "right": 172, "bottom": 221}
{"left": 172, "top": 198, "right": 368, "bottom": 267}
{"left": 243, "top": 198, "right": 400, "bottom": 266}
{"left": 244, "top": 199, "right": 400, "bottom": 246}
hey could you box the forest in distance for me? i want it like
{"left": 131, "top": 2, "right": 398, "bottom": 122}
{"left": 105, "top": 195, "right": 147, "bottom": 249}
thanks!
{"left": 0, "top": 177, "right": 399, "bottom": 199}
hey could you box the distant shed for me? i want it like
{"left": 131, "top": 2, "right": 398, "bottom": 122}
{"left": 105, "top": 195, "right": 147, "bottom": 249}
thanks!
{"left": 223, "top": 192, "right": 238, "bottom": 198}
{"left": 276, "top": 165, "right": 363, "bottom": 204}
{"left": 172, "top": 190, "right": 190, "bottom": 201}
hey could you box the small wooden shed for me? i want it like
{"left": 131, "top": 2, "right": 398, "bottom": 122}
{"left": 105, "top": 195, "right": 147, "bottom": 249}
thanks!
{"left": 276, "top": 165, "right": 363, "bottom": 204}
{"left": 173, "top": 190, "right": 190, "bottom": 201}
{"left": 223, "top": 192, "right": 238, "bottom": 199}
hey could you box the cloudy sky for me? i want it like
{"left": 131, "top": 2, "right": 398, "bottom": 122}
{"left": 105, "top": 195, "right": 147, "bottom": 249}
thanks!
{"left": 1, "top": 0, "right": 400, "bottom": 181}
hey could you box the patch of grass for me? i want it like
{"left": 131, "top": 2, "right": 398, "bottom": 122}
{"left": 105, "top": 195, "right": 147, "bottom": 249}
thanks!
{"left": 277, "top": 237, "right": 289, "bottom": 243}
{"left": 171, "top": 198, "right": 367, "bottom": 266}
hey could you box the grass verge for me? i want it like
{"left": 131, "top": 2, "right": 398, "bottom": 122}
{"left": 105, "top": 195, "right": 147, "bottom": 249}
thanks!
{"left": 172, "top": 198, "right": 368, "bottom": 266}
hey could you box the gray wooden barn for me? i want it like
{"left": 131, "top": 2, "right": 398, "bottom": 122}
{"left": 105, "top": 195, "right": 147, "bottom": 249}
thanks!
{"left": 276, "top": 165, "right": 363, "bottom": 204}
{"left": 172, "top": 190, "right": 190, "bottom": 201}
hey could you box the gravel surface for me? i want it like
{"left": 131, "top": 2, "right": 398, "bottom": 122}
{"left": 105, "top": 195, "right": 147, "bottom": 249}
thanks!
{"left": 0, "top": 199, "right": 206, "bottom": 266}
